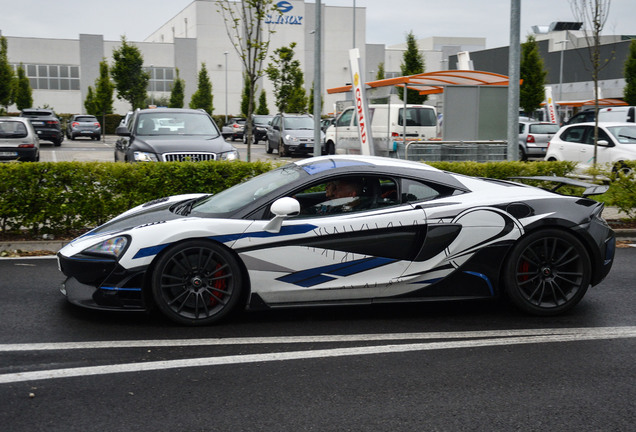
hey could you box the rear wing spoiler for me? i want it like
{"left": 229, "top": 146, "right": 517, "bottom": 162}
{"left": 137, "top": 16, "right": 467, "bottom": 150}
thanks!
{"left": 508, "top": 176, "right": 609, "bottom": 197}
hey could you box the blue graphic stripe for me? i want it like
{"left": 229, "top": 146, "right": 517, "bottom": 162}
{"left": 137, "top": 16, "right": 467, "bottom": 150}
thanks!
{"left": 463, "top": 271, "right": 494, "bottom": 296}
{"left": 302, "top": 159, "right": 372, "bottom": 175}
{"left": 133, "top": 224, "right": 318, "bottom": 260}
{"left": 278, "top": 257, "right": 396, "bottom": 287}
{"left": 100, "top": 286, "right": 142, "bottom": 292}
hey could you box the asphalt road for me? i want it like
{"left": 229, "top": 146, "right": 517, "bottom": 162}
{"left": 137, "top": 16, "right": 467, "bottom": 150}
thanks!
{"left": 0, "top": 248, "right": 635, "bottom": 431}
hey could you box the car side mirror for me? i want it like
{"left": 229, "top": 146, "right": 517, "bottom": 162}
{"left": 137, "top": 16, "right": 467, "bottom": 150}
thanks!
{"left": 597, "top": 139, "right": 612, "bottom": 147}
{"left": 116, "top": 125, "right": 131, "bottom": 137}
{"left": 264, "top": 197, "right": 300, "bottom": 233}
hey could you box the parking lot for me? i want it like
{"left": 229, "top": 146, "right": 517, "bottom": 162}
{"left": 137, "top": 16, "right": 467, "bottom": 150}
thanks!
{"left": 37, "top": 135, "right": 305, "bottom": 163}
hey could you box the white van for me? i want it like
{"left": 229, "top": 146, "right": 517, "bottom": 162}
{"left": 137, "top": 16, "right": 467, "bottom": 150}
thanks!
{"left": 598, "top": 106, "right": 635, "bottom": 123}
{"left": 324, "top": 104, "right": 438, "bottom": 156}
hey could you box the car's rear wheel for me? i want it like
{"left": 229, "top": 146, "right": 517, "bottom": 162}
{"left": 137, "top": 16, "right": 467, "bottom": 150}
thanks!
{"left": 266, "top": 141, "right": 273, "bottom": 154}
{"left": 151, "top": 240, "right": 243, "bottom": 325}
{"left": 519, "top": 146, "right": 527, "bottom": 161}
{"left": 503, "top": 229, "right": 591, "bottom": 315}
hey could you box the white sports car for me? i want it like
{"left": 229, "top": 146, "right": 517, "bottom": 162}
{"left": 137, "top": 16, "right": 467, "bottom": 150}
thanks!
{"left": 57, "top": 155, "right": 616, "bottom": 325}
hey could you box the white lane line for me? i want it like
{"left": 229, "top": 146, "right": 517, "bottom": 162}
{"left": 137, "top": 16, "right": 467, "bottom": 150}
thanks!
{"left": 1, "top": 328, "right": 635, "bottom": 384}
{"left": 1, "top": 326, "right": 634, "bottom": 352}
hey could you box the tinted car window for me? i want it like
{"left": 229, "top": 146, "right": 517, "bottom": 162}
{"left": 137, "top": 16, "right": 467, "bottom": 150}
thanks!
{"left": 0, "top": 121, "right": 28, "bottom": 138}
{"left": 528, "top": 124, "right": 559, "bottom": 134}
{"left": 560, "top": 126, "right": 587, "bottom": 143}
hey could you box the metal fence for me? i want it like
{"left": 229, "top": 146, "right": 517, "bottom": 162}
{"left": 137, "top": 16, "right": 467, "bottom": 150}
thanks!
{"left": 404, "top": 141, "right": 508, "bottom": 162}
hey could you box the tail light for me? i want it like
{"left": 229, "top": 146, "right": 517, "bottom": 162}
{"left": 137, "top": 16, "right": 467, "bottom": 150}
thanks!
{"left": 391, "top": 132, "right": 399, "bottom": 137}
{"left": 72, "top": 122, "right": 79, "bottom": 128}
{"left": 46, "top": 120, "right": 59, "bottom": 126}
{"left": 527, "top": 134, "right": 535, "bottom": 143}
{"left": 94, "top": 123, "right": 101, "bottom": 127}
{"left": 547, "top": 141, "right": 551, "bottom": 150}
{"left": 233, "top": 124, "right": 240, "bottom": 129}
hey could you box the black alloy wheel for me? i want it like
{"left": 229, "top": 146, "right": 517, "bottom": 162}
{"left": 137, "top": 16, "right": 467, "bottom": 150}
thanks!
{"left": 503, "top": 229, "right": 591, "bottom": 315}
{"left": 151, "top": 240, "right": 243, "bottom": 325}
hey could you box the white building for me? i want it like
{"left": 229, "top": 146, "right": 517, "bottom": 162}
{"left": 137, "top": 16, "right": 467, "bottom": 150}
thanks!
{"left": 2, "top": 0, "right": 485, "bottom": 116}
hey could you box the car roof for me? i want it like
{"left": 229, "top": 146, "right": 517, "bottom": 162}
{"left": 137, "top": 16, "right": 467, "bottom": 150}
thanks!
{"left": 566, "top": 122, "right": 635, "bottom": 127}
{"left": 295, "top": 155, "right": 442, "bottom": 172}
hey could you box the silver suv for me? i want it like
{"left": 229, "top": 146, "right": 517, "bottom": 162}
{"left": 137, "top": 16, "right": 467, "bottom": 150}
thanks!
{"left": 265, "top": 113, "right": 324, "bottom": 157}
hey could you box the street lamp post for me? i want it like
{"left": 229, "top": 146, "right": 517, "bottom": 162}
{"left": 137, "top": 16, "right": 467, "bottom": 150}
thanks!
{"left": 557, "top": 40, "right": 569, "bottom": 101}
{"left": 224, "top": 51, "right": 228, "bottom": 124}
{"left": 150, "top": 64, "right": 154, "bottom": 106}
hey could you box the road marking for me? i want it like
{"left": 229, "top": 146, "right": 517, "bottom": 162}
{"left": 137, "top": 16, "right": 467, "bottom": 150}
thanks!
{"left": 1, "top": 327, "right": 635, "bottom": 384}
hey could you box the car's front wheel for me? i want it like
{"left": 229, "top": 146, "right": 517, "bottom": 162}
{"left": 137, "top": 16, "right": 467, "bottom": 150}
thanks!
{"left": 151, "top": 240, "right": 244, "bottom": 325}
{"left": 278, "top": 139, "right": 287, "bottom": 157}
{"left": 503, "top": 229, "right": 591, "bottom": 316}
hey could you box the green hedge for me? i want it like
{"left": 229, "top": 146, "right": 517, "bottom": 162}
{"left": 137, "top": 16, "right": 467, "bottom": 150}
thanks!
{"left": 0, "top": 159, "right": 632, "bottom": 239}
{"left": 0, "top": 161, "right": 272, "bottom": 238}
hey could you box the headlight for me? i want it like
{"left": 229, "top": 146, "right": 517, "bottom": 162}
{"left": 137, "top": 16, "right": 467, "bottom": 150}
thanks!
{"left": 133, "top": 151, "right": 159, "bottom": 162}
{"left": 284, "top": 134, "right": 299, "bottom": 143}
{"left": 219, "top": 150, "right": 239, "bottom": 161}
{"left": 83, "top": 236, "right": 129, "bottom": 258}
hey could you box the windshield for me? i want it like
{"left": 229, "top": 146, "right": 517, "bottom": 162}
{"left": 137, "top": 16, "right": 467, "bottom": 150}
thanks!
{"left": 0, "top": 121, "right": 28, "bottom": 138}
{"left": 191, "top": 164, "right": 305, "bottom": 215}
{"left": 607, "top": 125, "right": 636, "bottom": 144}
{"left": 136, "top": 112, "right": 220, "bottom": 137}
{"left": 254, "top": 117, "right": 273, "bottom": 126}
{"left": 284, "top": 117, "right": 314, "bottom": 130}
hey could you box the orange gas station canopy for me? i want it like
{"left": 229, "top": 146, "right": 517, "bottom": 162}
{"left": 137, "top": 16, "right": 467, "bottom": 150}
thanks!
{"left": 327, "top": 70, "right": 516, "bottom": 95}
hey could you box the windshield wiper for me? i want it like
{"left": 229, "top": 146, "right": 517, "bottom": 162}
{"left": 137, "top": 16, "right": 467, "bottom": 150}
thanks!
{"left": 618, "top": 134, "right": 636, "bottom": 140}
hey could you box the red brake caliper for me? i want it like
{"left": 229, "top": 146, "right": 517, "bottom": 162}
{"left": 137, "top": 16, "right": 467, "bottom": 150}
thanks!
{"left": 209, "top": 263, "right": 226, "bottom": 306}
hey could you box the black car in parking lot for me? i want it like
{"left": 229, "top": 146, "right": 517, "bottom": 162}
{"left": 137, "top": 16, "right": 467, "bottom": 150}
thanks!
{"left": 114, "top": 108, "right": 239, "bottom": 162}
{"left": 244, "top": 114, "right": 274, "bottom": 144}
{"left": 20, "top": 108, "right": 63, "bottom": 146}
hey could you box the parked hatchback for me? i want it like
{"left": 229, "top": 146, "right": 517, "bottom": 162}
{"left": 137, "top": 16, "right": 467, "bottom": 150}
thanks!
{"left": 114, "top": 108, "right": 239, "bottom": 162}
{"left": 67, "top": 114, "right": 101, "bottom": 140}
{"left": 243, "top": 114, "right": 274, "bottom": 144}
{"left": 20, "top": 108, "right": 63, "bottom": 146}
{"left": 545, "top": 122, "right": 636, "bottom": 171}
{"left": 0, "top": 117, "right": 40, "bottom": 162}
{"left": 518, "top": 121, "right": 559, "bottom": 160}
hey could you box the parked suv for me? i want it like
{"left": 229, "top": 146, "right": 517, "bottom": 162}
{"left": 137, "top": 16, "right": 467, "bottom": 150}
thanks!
{"left": 266, "top": 113, "right": 324, "bottom": 157}
{"left": 67, "top": 114, "right": 101, "bottom": 140}
{"left": 545, "top": 122, "right": 636, "bottom": 171}
{"left": 243, "top": 114, "right": 274, "bottom": 144}
{"left": 518, "top": 121, "right": 559, "bottom": 160}
{"left": 114, "top": 108, "right": 239, "bottom": 162}
{"left": 20, "top": 108, "right": 63, "bottom": 146}
{"left": 221, "top": 117, "right": 246, "bottom": 141}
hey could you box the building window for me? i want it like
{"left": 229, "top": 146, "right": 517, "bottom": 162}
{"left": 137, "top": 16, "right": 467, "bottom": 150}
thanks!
{"left": 145, "top": 66, "right": 176, "bottom": 94}
{"left": 13, "top": 63, "right": 81, "bottom": 91}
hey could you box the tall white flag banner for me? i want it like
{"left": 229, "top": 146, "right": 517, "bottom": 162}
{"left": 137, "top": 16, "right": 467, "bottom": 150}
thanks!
{"left": 545, "top": 86, "right": 559, "bottom": 124}
{"left": 349, "top": 48, "right": 374, "bottom": 156}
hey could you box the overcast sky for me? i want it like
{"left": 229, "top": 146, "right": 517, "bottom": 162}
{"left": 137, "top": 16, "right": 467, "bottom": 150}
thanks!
{"left": 1, "top": 0, "right": 634, "bottom": 49}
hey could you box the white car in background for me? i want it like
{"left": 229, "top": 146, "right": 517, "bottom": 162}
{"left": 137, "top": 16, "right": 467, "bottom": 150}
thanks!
{"left": 545, "top": 122, "right": 636, "bottom": 172}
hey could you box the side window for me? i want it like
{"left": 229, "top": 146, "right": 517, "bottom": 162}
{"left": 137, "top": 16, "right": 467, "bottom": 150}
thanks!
{"left": 561, "top": 126, "right": 586, "bottom": 143}
{"left": 585, "top": 127, "right": 611, "bottom": 144}
{"left": 336, "top": 109, "right": 353, "bottom": 127}
{"left": 519, "top": 124, "right": 525, "bottom": 134}
{"left": 292, "top": 176, "right": 399, "bottom": 217}
{"left": 400, "top": 178, "right": 459, "bottom": 203}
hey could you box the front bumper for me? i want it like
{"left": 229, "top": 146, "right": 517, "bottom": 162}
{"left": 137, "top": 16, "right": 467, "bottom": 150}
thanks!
{"left": 57, "top": 252, "right": 147, "bottom": 310}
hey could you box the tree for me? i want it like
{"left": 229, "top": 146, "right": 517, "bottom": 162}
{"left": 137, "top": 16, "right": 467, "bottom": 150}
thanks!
{"left": 256, "top": 90, "right": 269, "bottom": 115}
{"left": 265, "top": 42, "right": 306, "bottom": 113}
{"left": 84, "top": 86, "right": 97, "bottom": 115}
{"left": 217, "top": 0, "right": 279, "bottom": 161}
{"left": 375, "top": 62, "right": 385, "bottom": 80}
{"left": 93, "top": 59, "right": 114, "bottom": 115}
{"left": 14, "top": 64, "right": 32, "bottom": 111}
{"left": 570, "top": 0, "right": 613, "bottom": 168}
{"left": 0, "top": 36, "right": 14, "bottom": 112}
{"left": 241, "top": 73, "right": 255, "bottom": 117}
{"left": 398, "top": 31, "right": 427, "bottom": 104}
{"left": 623, "top": 39, "right": 636, "bottom": 106}
{"left": 169, "top": 68, "right": 185, "bottom": 108}
{"left": 189, "top": 63, "right": 214, "bottom": 114}
{"left": 111, "top": 36, "right": 149, "bottom": 110}
{"left": 520, "top": 35, "right": 547, "bottom": 117}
